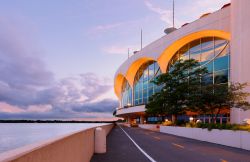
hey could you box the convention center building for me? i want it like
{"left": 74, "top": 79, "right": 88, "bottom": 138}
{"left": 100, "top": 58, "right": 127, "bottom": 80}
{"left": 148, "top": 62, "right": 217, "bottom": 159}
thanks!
{"left": 114, "top": 0, "right": 250, "bottom": 124}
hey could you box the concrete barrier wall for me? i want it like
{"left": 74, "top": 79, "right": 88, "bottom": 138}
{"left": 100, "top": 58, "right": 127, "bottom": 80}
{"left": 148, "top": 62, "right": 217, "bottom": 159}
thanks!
{"left": 138, "top": 124, "right": 159, "bottom": 131}
{"left": 0, "top": 123, "right": 113, "bottom": 162}
{"left": 160, "top": 126, "right": 250, "bottom": 150}
{"left": 102, "top": 124, "right": 113, "bottom": 136}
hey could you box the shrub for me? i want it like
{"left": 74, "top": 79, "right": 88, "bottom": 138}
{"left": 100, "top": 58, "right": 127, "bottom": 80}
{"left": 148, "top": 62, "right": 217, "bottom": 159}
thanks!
{"left": 175, "top": 120, "right": 186, "bottom": 126}
{"left": 193, "top": 123, "right": 250, "bottom": 131}
{"left": 186, "top": 122, "right": 197, "bottom": 128}
{"left": 162, "top": 120, "right": 173, "bottom": 126}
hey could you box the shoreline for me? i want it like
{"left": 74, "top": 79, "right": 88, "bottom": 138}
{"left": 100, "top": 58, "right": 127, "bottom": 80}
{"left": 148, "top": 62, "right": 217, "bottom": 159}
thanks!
{"left": 0, "top": 120, "right": 115, "bottom": 123}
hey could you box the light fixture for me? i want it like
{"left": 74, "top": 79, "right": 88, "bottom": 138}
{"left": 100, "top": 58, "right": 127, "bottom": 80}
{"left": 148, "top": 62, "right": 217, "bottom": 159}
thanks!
{"left": 189, "top": 117, "right": 194, "bottom": 122}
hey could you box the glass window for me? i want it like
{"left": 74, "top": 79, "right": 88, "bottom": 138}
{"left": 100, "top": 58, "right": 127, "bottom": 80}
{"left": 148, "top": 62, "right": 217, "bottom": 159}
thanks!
{"left": 202, "top": 73, "right": 213, "bottom": 85}
{"left": 126, "top": 37, "right": 230, "bottom": 108}
{"left": 214, "top": 56, "right": 229, "bottom": 71}
{"left": 201, "top": 37, "right": 213, "bottom": 50}
{"left": 179, "top": 44, "right": 189, "bottom": 60}
{"left": 214, "top": 70, "right": 228, "bottom": 84}
{"left": 133, "top": 61, "right": 162, "bottom": 106}
{"left": 201, "top": 61, "right": 213, "bottom": 73}
{"left": 190, "top": 39, "right": 201, "bottom": 61}
{"left": 215, "top": 38, "right": 228, "bottom": 58}
{"left": 167, "top": 36, "right": 230, "bottom": 95}
{"left": 121, "top": 79, "right": 132, "bottom": 108}
{"left": 148, "top": 63, "right": 154, "bottom": 79}
{"left": 201, "top": 47, "right": 214, "bottom": 62}
{"left": 148, "top": 87, "right": 153, "bottom": 97}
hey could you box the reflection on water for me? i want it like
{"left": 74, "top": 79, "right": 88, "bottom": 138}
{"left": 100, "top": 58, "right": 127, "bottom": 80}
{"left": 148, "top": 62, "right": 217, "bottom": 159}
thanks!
{"left": 0, "top": 123, "right": 106, "bottom": 153}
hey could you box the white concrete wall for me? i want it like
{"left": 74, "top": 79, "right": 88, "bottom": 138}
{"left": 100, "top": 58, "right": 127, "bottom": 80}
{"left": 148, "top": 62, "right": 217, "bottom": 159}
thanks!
{"left": 0, "top": 124, "right": 114, "bottom": 162}
{"left": 230, "top": 0, "right": 250, "bottom": 123}
{"left": 139, "top": 124, "right": 159, "bottom": 131}
{"left": 160, "top": 126, "right": 250, "bottom": 150}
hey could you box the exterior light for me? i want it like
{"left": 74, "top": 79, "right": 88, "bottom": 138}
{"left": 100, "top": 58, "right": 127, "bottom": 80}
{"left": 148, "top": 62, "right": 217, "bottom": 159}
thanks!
{"left": 189, "top": 117, "right": 194, "bottom": 122}
{"left": 243, "top": 119, "right": 250, "bottom": 125}
{"left": 196, "top": 119, "right": 201, "bottom": 123}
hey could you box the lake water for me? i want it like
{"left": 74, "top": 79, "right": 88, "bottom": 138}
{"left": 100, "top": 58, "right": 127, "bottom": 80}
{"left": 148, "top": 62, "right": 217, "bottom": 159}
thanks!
{"left": 0, "top": 123, "right": 107, "bottom": 154}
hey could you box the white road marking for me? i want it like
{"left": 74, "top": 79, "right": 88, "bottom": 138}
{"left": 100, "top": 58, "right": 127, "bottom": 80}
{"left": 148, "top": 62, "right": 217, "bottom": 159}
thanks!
{"left": 118, "top": 125, "right": 157, "bottom": 162}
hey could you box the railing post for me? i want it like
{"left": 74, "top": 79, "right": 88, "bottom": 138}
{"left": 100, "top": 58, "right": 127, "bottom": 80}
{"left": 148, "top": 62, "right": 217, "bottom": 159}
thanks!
{"left": 94, "top": 127, "right": 106, "bottom": 153}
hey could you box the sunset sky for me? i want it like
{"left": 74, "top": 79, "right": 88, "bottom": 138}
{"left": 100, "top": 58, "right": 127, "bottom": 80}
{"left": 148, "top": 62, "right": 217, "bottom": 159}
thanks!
{"left": 0, "top": 0, "right": 229, "bottom": 119}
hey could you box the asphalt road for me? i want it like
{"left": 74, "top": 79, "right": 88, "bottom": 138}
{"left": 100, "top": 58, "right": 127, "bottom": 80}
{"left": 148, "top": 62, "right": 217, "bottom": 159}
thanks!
{"left": 91, "top": 125, "right": 250, "bottom": 162}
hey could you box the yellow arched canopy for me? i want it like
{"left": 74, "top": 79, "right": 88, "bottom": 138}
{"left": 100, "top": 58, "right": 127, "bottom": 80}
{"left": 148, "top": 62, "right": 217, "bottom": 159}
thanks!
{"left": 114, "top": 74, "right": 126, "bottom": 99}
{"left": 114, "top": 57, "right": 156, "bottom": 98}
{"left": 157, "top": 30, "right": 230, "bottom": 72}
{"left": 125, "top": 57, "right": 156, "bottom": 87}
{"left": 114, "top": 30, "right": 230, "bottom": 99}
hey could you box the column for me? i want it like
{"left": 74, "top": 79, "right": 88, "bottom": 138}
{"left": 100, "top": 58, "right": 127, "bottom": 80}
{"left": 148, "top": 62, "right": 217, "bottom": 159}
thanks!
{"left": 230, "top": 0, "right": 250, "bottom": 123}
{"left": 140, "top": 115, "right": 145, "bottom": 124}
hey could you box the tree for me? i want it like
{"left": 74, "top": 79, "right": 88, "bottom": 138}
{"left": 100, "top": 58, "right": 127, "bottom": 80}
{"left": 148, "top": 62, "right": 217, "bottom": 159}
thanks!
{"left": 188, "top": 83, "right": 250, "bottom": 123}
{"left": 146, "top": 59, "right": 208, "bottom": 123}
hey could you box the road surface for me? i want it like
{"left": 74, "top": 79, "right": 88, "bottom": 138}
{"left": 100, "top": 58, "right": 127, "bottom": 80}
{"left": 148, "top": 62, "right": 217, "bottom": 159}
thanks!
{"left": 91, "top": 125, "right": 250, "bottom": 162}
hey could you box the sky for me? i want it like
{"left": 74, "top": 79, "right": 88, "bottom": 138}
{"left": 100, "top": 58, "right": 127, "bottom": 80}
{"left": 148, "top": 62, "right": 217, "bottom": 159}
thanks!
{"left": 0, "top": 0, "right": 229, "bottom": 120}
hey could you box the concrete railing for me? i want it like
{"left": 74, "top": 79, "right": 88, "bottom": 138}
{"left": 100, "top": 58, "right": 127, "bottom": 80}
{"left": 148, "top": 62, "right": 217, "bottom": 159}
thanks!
{"left": 0, "top": 123, "right": 113, "bottom": 162}
{"left": 160, "top": 126, "right": 250, "bottom": 150}
{"left": 138, "top": 124, "right": 160, "bottom": 131}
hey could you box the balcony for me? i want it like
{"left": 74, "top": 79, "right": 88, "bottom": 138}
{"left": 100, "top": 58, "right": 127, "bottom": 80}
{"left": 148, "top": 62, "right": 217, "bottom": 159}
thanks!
{"left": 116, "top": 105, "right": 146, "bottom": 116}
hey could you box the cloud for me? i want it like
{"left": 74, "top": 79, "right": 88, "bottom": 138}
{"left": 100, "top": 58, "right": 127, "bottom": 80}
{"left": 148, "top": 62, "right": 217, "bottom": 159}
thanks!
{"left": 91, "top": 22, "right": 125, "bottom": 33}
{"left": 0, "top": 18, "right": 54, "bottom": 88}
{"left": 193, "top": 0, "right": 230, "bottom": 11}
{"left": 0, "top": 18, "right": 117, "bottom": 119}
{"left": 103, "top": 45, "right": 140, "bottom": 55}
{"left": 144, "top": 1, "right": 173, "bottom": 26}
{"left": 27, "top": 104, "right": 53, "bottom": 113}
{"left": 72, "top": 99, "right": 118, "bottom": 113}
{"left": 103, "top": 46, "right": 128, "bottom": 55}
{"left": 144, "top": 0, "right": 230, "bottom": 28}
{"left": 0, "top": 73, "right": 118, "bottom": 119}
{"left": 0, "top": 102, "right": 24, "bottom": 113}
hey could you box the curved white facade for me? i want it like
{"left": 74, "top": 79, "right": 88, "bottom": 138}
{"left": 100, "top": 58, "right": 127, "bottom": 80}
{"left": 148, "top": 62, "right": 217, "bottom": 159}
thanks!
{"left": 114, "top": 1, "right": 250, "bottom": 124}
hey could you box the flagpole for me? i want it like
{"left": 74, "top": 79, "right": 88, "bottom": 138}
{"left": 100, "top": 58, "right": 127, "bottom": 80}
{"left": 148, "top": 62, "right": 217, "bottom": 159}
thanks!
{"left": 128, "top": 48, "right": 130, "bottom": 59}
{"left": 173, "top": 0, "right": 175, "bottom": 28}
{"left": 140, "top": 29, "right": 143, "bottom": 50}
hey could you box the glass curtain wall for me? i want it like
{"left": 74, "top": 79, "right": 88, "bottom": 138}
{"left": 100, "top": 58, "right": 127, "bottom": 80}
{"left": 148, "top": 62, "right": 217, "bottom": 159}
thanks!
{"left": 121, "top": 37, "right": 229, "bottom": 109}
{"left": 121, "top": 80, "right": 132, "bottom": 108}
{"left": 168, "top": 37, "right": 230, "bottom": 85}
{"left": 134, "top": 61, "right": 161, "bottom": 106}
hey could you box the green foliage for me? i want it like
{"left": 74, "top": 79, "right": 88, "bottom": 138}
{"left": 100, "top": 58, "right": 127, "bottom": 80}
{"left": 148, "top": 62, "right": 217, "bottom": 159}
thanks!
{"left": 146, "top": 59, "right": 207, "bottom": 122}
{"left": 188, "top": 83, "right": 250, "bottom": 122}
{"left": 195, "top": 123, "right": 250, "bottom": 132}
{"left": 146, "top": 58, "right": 250, "bottom": 124}
{"left": 186, "top": 122, "right": 197, "bottom": 128}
